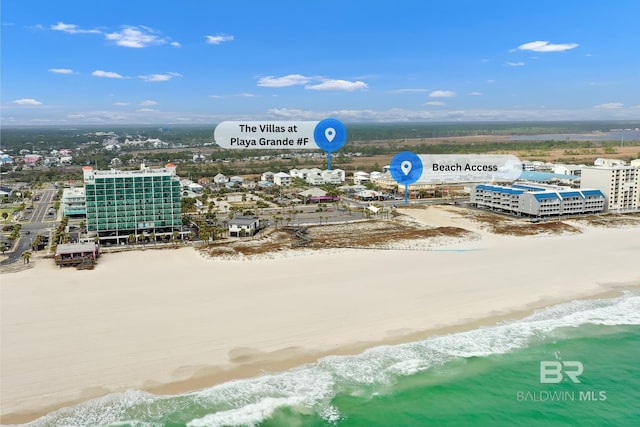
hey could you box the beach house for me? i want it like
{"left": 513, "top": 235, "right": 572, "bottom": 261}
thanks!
{"left": 228, "top": 215, "right": 262, "bottom": 237}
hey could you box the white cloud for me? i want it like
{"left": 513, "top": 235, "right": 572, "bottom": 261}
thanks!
{"left": 13, "top": 98, "right": 43, "bottom": 105}
{"left": 136, "top": 108, "right": 158, "bottom": 112}
{"left": 140, "top": 100, "right": 158, "bottom": 106}
{"left": 516, "top": 40, "right": 579, "bottom": 52}
{"left": 266, "top": 108, "right": 322, "bottom": 120}
{"left": 238, "top": 93, "right": 256, "bottom": 97}
{"left": 92, "top": 70, "right": 126, "bottom": 79}
{"left": 51, "top": 22, "right": 176, "bottom": 49}
{"left": 12, "top": 104, "right": 640, "bottom": 125}
{"left": 257, "top": 74, "right": 311, "bottom": 87}
{"left": 48, "top": 68, "right": 75, "bottom": 74}
{"left": 389, "top": 88, "right": 429, "bottom": 94}
{"left": 66, "top": 114, "right": 87, "bottom": 120}
{"left": 113, "top": 102, "right": 129, "bottom": 106}
{"left": 423, "top": 101, "right": 445, "bottom": 106}
{"left": 429, "top": 90, "right": 456, "bottom": 98}
{"left": 305, "top": 79, "right": 368, "bottom": 91}
{"left": 138, "top": 72, "right": 182, "bottom": 82}
{"left": 470, "top": 92, "right": 483, "bottom": 96}
{"left": 51, "top": 22, "right": 100, "bottom": 34}
{"left": 593, "top": 103, "right": 624, "bottom": 109}
{"left": 257, "top": 75, "right": 367, "bottom": 91}
{"left": 205, "top": 34, "right": 234, "bottom": 45}
{"left": 105, "top": 26, "right": 167, "bottom": 48}
{"left": 506, "top": 61, "right": 525, "bottom": 67}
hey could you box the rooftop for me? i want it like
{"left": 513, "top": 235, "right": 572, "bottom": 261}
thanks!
{"left": 56, "top": 242, "right": 99, "bottom": 255}
{"left": 229, "top": 216, "right": 260, "bottom": 226}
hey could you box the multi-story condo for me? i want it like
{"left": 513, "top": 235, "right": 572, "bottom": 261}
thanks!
{"left": 581, "top": 166, "right": 639, "bottom": 212}
{"left": 288, "top": 168, "right": 345, "bottom": 185}
{"left": 83, "top": 163, "right": 183, "bottom": 244}
{"left": 470, "top": 183, "right": 606, "bottom": 217}
{"left": 61, "top": 187, "right": 87, "bottom": 216}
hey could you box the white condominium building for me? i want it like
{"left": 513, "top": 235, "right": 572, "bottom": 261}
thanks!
{"left": 580, "top": 166, "right": 639, "bottom": 212}
{"left": 471, "top": 183, "right": 606, "bottom": 217}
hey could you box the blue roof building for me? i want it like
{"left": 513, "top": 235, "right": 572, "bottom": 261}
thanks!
{"left": 471, "top": 183, "right": 605, "bottom": 217}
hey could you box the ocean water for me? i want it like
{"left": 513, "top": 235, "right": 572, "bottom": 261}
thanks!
{"left": 509, "top": 129, "right": 640, "bottom": 141}
{"left": 14, "top": 291, "right": 640, "bottom": 427}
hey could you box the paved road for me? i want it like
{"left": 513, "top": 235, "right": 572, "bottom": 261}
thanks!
{"left": 0, "top": 189, "right": 57, "bottom": 266}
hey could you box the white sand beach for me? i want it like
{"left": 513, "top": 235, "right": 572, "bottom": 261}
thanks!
{"left": 2, "top": 206, "right": 639, "bottom": 423}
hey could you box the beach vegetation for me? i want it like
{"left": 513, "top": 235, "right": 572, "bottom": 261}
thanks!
{"left": 181, "top": 197, "right": 198, "bottom": 213}
{"left": 30, "top": 235, "right": 42, "bottom": 251}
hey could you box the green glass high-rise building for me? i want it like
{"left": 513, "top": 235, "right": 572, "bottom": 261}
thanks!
{"left": 83, "top": 163, "right": 182, "bottom": 244}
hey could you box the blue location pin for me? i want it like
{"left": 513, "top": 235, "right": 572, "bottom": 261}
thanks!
{"left": 314, "top": 118, "right": 347, "bottom": 170}
{"left": 390, "top": 151, "right": 423, "bottom": 185}
{"left": 314, "top": 118, "right": 347, "bottom": 153}
{"left": 390, "top": 151, "right": 423, "bottom": 204}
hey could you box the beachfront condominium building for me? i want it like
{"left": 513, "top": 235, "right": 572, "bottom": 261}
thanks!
{"left": 580, "top": 166, "right": 639, "bottom": 212}
{"left": 62, "top": 187, "right": 87, "bottom": 216}
{"left": 470, "top": 183, "right": 606, "bottom": 217}
{"left": 83, "top": 163, "right": 183, "bottom": 244}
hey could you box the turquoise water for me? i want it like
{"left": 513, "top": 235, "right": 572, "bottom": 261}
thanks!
{"left": 15, "top": 291, "right": 640, "bottom": 427}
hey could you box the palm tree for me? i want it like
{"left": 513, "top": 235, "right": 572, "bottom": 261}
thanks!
{"left": 128, "top": 234, "right": 136, "bottom": 245}
{"left": 217, "top": 226, "right": 227, "bottom": 240}
{"left": 149, "top": 231, "right": 156, "bottom": 245}
{"left": 21, "top": 251, "right": 32, "bottom": 265}
{"left": 31, "top": 235, "right": 41, "bottom": 251}
{"left": 0, "top": 242, "right": 6, "bottom": 255}
{"left": 1, "top": 212, "right": 8, "bottom": 223}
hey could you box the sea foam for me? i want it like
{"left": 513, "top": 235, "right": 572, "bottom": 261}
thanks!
{"left": 20, "top": 291, "right": 640, "bottom": 427}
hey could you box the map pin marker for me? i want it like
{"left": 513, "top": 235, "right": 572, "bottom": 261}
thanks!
{"left": 325, "top": 127, "right": 336, "bottom": 142}
{"left": 401, "top": 160, "right": 412, "bottom": 175}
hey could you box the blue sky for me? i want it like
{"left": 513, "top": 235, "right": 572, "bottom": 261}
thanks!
{"left": 2, "top": 0, "right": 639, "bottom": 125}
